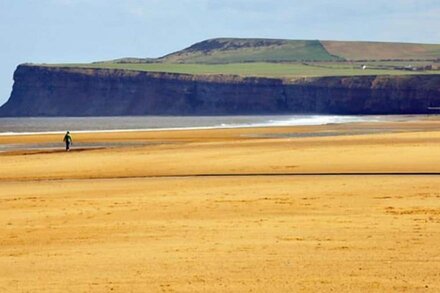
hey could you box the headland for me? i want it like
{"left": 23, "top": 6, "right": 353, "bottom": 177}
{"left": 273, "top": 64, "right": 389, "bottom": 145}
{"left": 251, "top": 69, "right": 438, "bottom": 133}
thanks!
{"left": 1, "top": 38, "right": 440, "bottom": 117}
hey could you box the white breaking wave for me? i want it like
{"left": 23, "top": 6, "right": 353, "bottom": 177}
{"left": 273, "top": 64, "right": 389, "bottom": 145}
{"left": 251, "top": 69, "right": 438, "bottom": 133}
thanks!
{"left": 217, "top": 115, "right": 381, "bottom": 129}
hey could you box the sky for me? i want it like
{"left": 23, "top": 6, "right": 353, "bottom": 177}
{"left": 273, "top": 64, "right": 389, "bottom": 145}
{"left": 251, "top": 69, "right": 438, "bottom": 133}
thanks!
{"left": 0, "top": 0, "right": 439, "bottom": 105}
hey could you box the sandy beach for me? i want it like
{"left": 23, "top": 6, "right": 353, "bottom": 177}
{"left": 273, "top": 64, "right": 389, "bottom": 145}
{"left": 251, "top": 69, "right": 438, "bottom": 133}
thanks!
{"left": 1, "top": 120, "right": 440, "bottom": 292}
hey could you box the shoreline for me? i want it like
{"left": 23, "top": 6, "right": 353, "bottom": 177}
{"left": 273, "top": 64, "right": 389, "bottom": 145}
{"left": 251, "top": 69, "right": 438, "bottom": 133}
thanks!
{"left": 1, "top": 119, "right": 440, "bottom": 153}
{"left": 0, "top": 114, "right": 438, "bottom": 137}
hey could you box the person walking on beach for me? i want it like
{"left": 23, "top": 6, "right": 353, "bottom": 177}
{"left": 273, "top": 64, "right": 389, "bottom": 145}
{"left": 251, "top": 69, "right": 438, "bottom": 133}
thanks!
{"left": 63, "top": 131, "right": 72, "bottom": 151}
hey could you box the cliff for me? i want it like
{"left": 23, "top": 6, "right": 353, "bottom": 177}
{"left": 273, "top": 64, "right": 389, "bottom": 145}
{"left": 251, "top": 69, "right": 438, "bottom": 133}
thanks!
{"left": 0, "top": 64, "right": 439, "bottom": 116}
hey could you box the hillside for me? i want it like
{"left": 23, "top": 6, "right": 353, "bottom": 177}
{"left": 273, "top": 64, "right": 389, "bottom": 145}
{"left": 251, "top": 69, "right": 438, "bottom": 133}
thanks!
{"left": 158, "top": 39, "right": 342, "bottom": 63}
{"left": 86, "top": 38, "right": 440, "bottom": 75}
{"left": 42, "top": 40, "right": 440, "bottom": 79}
{"left": 156, "top": 38, "right": 440, "bottom": 64}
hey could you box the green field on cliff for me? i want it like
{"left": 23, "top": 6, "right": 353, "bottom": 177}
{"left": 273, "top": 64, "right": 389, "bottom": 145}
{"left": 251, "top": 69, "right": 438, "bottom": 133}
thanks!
{"left": 47, "top": 61, "right": 440, "bottom": 79}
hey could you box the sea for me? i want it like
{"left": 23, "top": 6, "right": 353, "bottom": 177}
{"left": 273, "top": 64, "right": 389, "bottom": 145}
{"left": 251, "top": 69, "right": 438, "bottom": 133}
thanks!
{"left": 0, "top": 115, "right": 417, "bottom": 136}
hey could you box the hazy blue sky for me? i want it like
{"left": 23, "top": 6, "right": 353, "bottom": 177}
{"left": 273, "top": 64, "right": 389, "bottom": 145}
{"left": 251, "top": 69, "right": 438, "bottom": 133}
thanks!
{"left": 1, "top": 0, "right": 439, "bottom": 105}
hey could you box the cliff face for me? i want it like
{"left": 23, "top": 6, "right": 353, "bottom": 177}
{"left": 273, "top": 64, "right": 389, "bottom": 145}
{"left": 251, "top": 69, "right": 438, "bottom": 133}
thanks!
{"left": 0, "top": 65, "right": 439, "bottom": 116}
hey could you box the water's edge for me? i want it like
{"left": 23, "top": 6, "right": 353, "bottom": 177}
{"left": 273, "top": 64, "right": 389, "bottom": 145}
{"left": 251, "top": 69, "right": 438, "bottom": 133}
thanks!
{"left": 0, "top": 115, "right": 427, "bottom": 136}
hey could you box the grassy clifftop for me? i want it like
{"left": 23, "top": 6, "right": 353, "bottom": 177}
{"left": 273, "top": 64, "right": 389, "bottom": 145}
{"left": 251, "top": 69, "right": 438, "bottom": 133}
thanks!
{"left": 43, "top": 62, "right": 439, "bottom": 79}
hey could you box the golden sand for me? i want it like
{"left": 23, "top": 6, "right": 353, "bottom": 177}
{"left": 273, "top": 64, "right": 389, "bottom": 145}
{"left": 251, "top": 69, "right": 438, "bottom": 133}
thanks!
{"left": 1, "top": 121, "right": 440, "bottom": 292}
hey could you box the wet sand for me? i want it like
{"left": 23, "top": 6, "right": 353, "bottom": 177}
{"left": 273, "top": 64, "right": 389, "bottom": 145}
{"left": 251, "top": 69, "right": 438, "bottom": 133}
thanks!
{"left": 1, "top": 121, "right": 440, "bottom": 291}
